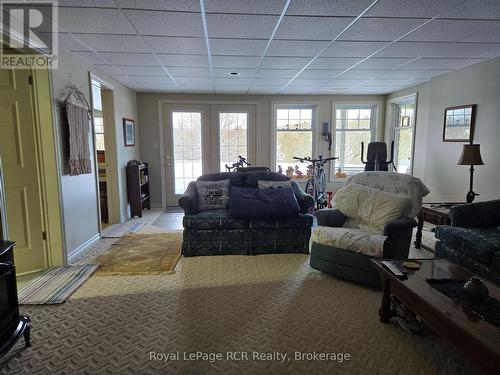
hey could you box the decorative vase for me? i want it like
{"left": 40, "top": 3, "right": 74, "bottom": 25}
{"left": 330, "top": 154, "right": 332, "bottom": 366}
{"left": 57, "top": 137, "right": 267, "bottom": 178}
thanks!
{"left": 463, "top": 277, "right": 489, "bottom": 302}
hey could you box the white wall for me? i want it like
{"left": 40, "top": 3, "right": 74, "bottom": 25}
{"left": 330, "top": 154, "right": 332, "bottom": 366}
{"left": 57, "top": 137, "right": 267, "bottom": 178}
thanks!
{"left": 137, "top": 93, "right": 385, "bottom": 207}
{"left": 386, "top": 57, "right": 500, "bottom": 203}
{"left": 51, "top": 49, "right": 139, "bottom": 257}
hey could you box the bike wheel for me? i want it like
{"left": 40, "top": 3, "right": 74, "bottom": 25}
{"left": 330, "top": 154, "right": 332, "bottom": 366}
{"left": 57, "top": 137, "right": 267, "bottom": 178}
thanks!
{"left": 317, "top": 169, "right": 328, "bottom": 208}
{"left": 305, "top": 178, "right": 314, "bottom": 197}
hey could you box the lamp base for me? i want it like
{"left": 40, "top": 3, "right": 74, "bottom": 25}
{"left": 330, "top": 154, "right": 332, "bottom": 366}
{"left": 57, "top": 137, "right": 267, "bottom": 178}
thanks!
{"left": 466, "top": 191, "right": 479, "bottom": 204}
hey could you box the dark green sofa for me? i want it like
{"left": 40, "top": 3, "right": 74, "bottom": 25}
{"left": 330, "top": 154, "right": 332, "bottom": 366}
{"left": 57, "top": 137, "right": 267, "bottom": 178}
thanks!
{"left": 178, "top": 171, "right": 314, "bottom": 256}
{"left": 435, "top": 199, "right": 500, "bottom": 285}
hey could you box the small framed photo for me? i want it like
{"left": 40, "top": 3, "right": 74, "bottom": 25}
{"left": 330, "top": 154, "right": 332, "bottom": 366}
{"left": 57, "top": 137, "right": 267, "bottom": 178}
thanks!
{"left": 443, "top": 104, "right": 476, "bottom": 142}
{"left": 123, "top": 118, "right": 135, "bottom": 147}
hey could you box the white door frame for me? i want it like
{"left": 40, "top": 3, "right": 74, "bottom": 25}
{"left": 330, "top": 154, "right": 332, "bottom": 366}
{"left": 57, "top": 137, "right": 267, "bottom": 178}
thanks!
{"left": 158, "top": 100, "right": 259, "bottom": 208}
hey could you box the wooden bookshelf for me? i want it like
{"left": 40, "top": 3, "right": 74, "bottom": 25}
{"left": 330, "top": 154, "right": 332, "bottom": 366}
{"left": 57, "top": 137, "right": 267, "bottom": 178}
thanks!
{"left": 126, "top": 161, "right": 151, "bottom": 218}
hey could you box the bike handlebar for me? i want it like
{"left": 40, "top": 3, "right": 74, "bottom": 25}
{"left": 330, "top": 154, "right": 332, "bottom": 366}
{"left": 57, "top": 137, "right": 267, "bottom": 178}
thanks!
{"left": 293, "top": 156, "right": 338, "bottom": 163}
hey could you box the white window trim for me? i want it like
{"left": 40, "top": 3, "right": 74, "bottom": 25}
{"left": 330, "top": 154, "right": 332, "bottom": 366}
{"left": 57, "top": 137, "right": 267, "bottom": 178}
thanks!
{"left": 331, "top": 102, "right": 378, "bottom": 181}
{"left": 271, "top": 102, "right": 319, "bottom": 172}
{"left": 388, "top": 93, "right": 418, "bottom": 176}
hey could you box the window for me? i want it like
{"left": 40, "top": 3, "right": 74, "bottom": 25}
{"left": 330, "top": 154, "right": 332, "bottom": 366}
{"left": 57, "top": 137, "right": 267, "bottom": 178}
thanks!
{"left": 91, "top": 83, "right": 105, "bottom": 151}
{"left": 274, "top": 106, "right": 314, "bottom": 178}
{"left": 333, "top": 104, "right": 376, "bottom": 178}
{"left": 392, "top": 96, "right": 416, "bottom": 175}
{"left": 219, "top": 112, "right": 248, "bottom": 172}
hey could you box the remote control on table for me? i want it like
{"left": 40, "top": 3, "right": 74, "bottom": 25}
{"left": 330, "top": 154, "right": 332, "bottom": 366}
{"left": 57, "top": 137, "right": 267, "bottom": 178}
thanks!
{"left": 381, "top": 261, "right": 406, "bottom": 278}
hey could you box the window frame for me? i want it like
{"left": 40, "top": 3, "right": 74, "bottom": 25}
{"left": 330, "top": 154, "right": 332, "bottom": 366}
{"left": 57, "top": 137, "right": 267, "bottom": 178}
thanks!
{"left": 389, "top": 93, "right": 417, "bottom": 176}
{"left": 331, "top": 103, "right": 377, "bottom": 181}
{"left": 271, "top": 103, "right": 318, "bottom": 172}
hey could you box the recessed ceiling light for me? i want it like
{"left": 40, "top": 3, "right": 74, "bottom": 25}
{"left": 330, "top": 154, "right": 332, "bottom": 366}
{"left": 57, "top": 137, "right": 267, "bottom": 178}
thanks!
{"left": 228, "top": 72, "right": 240, "bottom": 76}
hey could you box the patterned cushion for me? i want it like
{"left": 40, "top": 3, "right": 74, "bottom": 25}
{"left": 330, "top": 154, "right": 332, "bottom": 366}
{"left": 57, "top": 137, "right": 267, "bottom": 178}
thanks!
{"left": 195, "top": 179, "right": 230, "bottom": 210}
{"left": 183, "top": 210, "right": 248, "bottom": 229}
{"left": 435, "top": 226, "right": 500, "bottom": 265}
{"left": 311, "top": 226, "right": 387, "bottom": 257}
{"left": 244, "top": 171, "right": 290, "bottom": 188}
{"left": 198, "top": 172, "right": 245, "bottom": 187}
{"left": 183, "top": 229, "right": 250, "bottom": 242}
{"left": 492, "top": 252, "right": 500, "bottom": 272}
{"left": 450, "top": 199, "right": 500, "bottom": 228}
{"left": 249, "top": 214, "right": 313, "bottom": 229}
{"left": 257, "top": 180, "right": 292, "bottom": 189}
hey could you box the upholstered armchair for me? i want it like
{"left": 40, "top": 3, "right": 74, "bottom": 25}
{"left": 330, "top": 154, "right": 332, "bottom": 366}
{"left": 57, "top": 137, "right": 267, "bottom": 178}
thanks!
{"left": 309, "top": 172, "right": 430, "bottom": 288}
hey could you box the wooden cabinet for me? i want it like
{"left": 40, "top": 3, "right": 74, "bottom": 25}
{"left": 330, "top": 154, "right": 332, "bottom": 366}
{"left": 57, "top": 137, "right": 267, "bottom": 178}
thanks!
{"left": 126, "top": 162, "right": 151, "bottom": 218}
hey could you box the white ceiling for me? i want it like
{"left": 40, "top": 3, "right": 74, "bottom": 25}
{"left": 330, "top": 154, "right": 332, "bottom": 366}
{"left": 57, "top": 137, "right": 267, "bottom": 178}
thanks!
{"left": 39, "top": 0, "right": 500, "bottom": 94}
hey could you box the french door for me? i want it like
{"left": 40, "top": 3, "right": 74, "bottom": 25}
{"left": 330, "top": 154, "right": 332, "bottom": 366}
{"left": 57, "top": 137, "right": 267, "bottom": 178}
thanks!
{"left": 163, "top": 103, "right": 255, "bottom": 206}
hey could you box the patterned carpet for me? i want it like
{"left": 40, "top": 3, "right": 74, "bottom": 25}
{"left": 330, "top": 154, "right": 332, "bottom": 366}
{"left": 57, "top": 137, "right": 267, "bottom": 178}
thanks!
{"left": 2, "top": 211, "right": 474, "bottom": 374}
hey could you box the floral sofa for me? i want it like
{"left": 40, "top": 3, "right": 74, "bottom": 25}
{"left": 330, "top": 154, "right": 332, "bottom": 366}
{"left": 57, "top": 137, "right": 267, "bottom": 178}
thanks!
{"left": 435, "top": 199, "right": 500, "bottom": 285}
{"left": 178, "top": 171, "right": 314, "bottom": 256}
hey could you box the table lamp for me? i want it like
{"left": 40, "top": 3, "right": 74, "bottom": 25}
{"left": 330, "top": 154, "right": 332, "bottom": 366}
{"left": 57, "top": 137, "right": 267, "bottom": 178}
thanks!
{"left": 457, "top": 144, "right": 484, "bottom": 203}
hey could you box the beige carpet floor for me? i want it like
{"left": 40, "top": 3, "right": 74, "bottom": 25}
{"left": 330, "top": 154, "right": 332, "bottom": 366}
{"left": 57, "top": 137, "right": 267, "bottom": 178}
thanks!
{"left": 1, "top": 253, "right": 479, "bottom": 374}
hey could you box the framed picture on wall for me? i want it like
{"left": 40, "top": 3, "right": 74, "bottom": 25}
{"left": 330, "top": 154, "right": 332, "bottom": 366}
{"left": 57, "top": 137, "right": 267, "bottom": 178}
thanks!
{"left": 443, "top": 104, "right": 476, "bottom": 142}
{"left": 123, "top": 118, "right": 135, "bottom": 147}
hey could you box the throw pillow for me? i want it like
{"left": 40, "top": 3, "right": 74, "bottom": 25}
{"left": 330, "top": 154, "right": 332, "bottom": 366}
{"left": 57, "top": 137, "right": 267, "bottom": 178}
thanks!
{"left": 195, "top": 179, "right": 230, "bottom": 211}
{"left": 332, "top": 183, "right": 411, "bottom": 231}
{"left": 257, "top": 180, "right": 292, "bottom": 189}
{"left": 229, "top": 186, "right": 299, "bottom": 219}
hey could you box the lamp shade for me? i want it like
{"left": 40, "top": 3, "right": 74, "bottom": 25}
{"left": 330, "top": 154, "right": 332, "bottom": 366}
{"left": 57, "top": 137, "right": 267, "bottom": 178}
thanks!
{"left": 457, "top": 144, "right": 484, "bottom": 166}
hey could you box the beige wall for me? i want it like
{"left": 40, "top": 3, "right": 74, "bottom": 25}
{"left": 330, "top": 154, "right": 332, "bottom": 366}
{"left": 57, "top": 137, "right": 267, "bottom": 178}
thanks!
{"left": 386, "top": 57, "right": 500, "bottom": 203}
{"left": 137, "top": 93, "right": 385, "bottom": 207}
{"left": 51, "top": 49, "right": 139, "bottom": 258}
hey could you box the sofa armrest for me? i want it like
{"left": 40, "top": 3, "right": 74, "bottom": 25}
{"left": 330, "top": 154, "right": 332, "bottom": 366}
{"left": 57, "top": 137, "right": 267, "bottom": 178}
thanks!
{"left": 315, "top": 209, "right": 347, "bottom": 227}
{"left": 450, "top": 199, "right": 500, "bottom": 228}
{"left": 383, "top": 218, "right": 417, "bottom": 237}
{"left": 290, "top": 180, "right": 314, "bottom": 213}
{"left": 178, "top": 181, "right": 198, "bottom": 215}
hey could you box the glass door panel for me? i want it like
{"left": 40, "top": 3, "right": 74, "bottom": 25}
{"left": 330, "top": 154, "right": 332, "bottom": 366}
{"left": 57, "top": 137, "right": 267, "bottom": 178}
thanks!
{"left": 219, "top": 112, "right": 248, "bottom": 172}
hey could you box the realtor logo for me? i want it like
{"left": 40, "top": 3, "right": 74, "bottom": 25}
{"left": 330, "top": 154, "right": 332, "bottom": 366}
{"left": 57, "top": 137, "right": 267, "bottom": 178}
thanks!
{"left": 1, "top": 0, "right": 58, "bottom": 69}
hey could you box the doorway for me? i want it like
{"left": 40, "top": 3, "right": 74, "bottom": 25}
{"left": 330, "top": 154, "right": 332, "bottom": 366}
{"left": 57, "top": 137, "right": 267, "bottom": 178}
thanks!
{"left": 162, "top": 103, "right": 256, "bottom": 206}
{"left": 89, "top": 76, "right": 120, "bottom": 229}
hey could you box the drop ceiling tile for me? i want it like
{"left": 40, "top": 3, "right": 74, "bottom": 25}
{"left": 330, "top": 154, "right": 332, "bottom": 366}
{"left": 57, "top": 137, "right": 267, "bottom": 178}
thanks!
{"left": 110, "top": 75, "right": 139, "bottom": 84}
{"left": 299, "top": 69, "right": 344, "bottom": 78}
{"left": 174, "top": 77, "right": 213, "bottom": 85}
{"left": 339, "top": 18, "right": 426, "bottom": 41}
{"left": 205, "top": 0, "right": 287, "bottom": 15}
{"left": 402, "top": 20, "right": 500, "bottom": 42}
{"left": 337, "top": 69, "right": 389, "bottom": 78}
{"left": 255, "top": 70, "right": 299, "bottom": 78}
{"left": 214, "top": 78, "right": 253, "bottom": 85}
{"left": 378, "top": 69, "right": 451, "bottom": 79}
{"left": 58, "top": 8, "right": 136, "bottom": 34}
{"left": 251, "top": 79, "right": 290, "bottom": 86}
{"left": 366, "top": 0, "right": 463, "bottom": 18}
{"left": 308, "top": 57, "right": 363, "bottom": 69}
{"left": 143, "top": 37, "right": 207, "bottom": 54}
{"left": 353, "top": 57, "right": 414, "bottom": 69}
{"left": 292, "top": 79, "right": 332, "bottom": 87}
{"left": 212, "top": 56, "right": 260, "bottom": 68}
{"left": 124, "top": 10, "right": 204, "bottom": 37}
{"left": 375, "top": 41, "right": 500, "bottom": 58}
{"left": 95, "top": 66, "right": 125, "bottom": 76}
{"left": 70, "top": 51, "right": 111, "bottom": 65}
{"left": 210, "top": 39, "right": 267, "bottom": 56}
{"left": 287, "top": 0, "right": 375, "bottom": 16}
{"left": 327, "top": 78, "right": 368, "bottom": 87}
{"left": 72, "top": 34, "right": 150, "bottom": 53}
{"left": 276, "top": 16, "right": 354, "bottom": 40}
{"left": 461, "top": 23, "right": 500, "bottom": 43}
{"left": 59, "top": 0, "right": 116, "bottom": 6}
{"left": 399, "top": 58, "right": 486, "bottom": 70}
{"left": 132, "top": 76, "right": 175, "bottom": 84}
{"left": 117, "top": 0, "right": 200, "bottom": 11}
{"left": 362, "top": 78, "right": 420, "bottom": 87}
{"left": 321, "top": 41, "right": 388, "bottom": 57}
{"left": 213, "top": 68, "right": 256, "bottom": 78}
{"left": 113, "top": 66, "right": 166, "bottom": 75}
{"left": 159, "top": 54, "right": 209, "bottom": 67}
{"left": 207, "top": 14, "right": 278, "bottom": 38}
{"left": 347, "top": 87, "right": 396, "bottom": 94}
{"left": 169, "top": 67, "right": 212, "bottom": 77}
{"left": 267, "top": 40, "right": 329, "bottom": 57}
{"left": 46, "top": 33, "right": 90, "bottom": 51}
{"left": 249, "top": 89, "right": 280, "bottom": 94}
{"left": 444, "top": 0, "right": 500, "bottom": 19}
{"left": 99, "top": 52, "right": 160, "bottom": 66}
{"left": 215, "top": 87, "right": 249, "bottom": 93}
{"left": 260, "top": 57, "right": 310, "bottom": 69}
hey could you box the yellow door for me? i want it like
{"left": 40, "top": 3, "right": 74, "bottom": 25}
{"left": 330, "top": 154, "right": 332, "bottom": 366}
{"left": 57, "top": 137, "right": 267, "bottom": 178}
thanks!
{"left": 0, "top": 69, "right": 46, "bottom": 274}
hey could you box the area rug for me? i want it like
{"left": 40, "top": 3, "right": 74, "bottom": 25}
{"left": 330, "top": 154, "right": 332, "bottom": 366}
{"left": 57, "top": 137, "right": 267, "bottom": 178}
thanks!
{"left": 95, "top": 232, "right": 182, "bottom": 275}
{"left": 101, "top": 222, "right": 145, "bottom": 238}
{"left": 18, "top": 264, "right": 100, "bottom": 305}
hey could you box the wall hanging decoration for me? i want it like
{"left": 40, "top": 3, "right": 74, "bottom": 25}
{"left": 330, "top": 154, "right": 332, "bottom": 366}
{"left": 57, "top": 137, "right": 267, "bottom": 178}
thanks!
{"left": 123, "top": 118, "right": 135, "bottom": 147}
{"left": 443, "top": 104, "right": 476, "bottom": 142}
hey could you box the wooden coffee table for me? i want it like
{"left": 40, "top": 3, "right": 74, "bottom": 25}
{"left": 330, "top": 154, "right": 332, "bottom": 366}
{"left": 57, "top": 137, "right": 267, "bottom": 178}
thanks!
{"left": 372, "top": 259, "right": 500, "bottom": 374}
